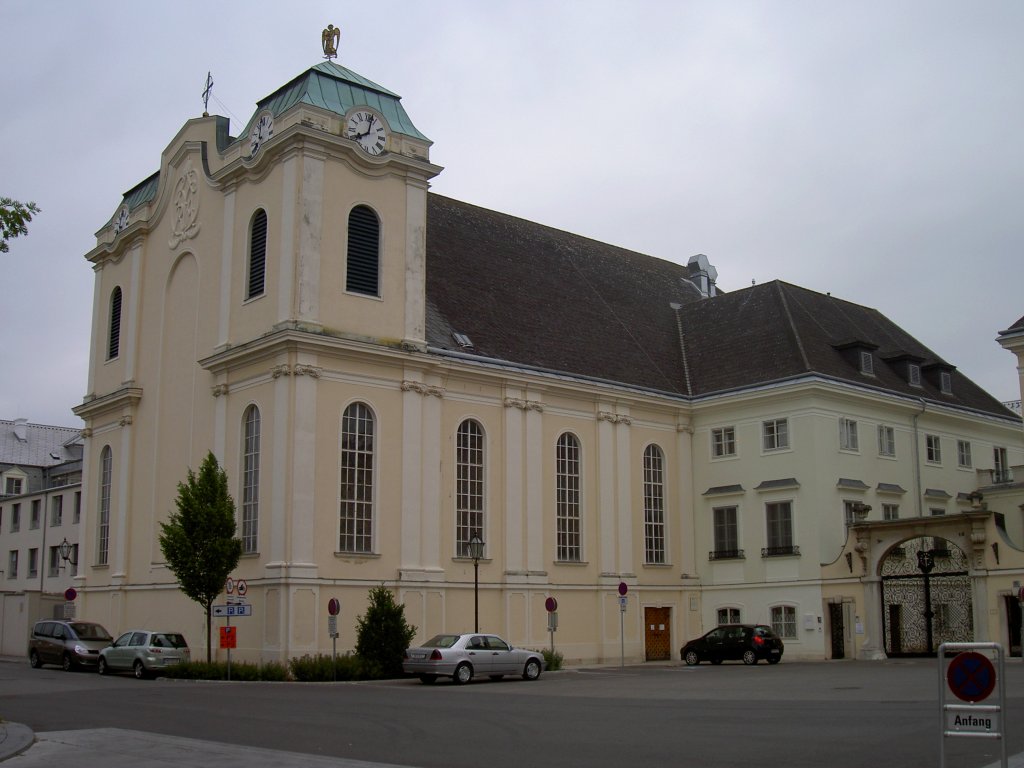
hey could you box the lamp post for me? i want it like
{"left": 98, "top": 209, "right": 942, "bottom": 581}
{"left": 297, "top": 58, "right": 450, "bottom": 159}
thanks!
{"left": 468, "top": 535, "right": 484, "bottom": 633}
{"left": 57, "top": 537, "right": 77, "bottom": 569}
{"left": 917, "top": 548, "right": 936, "bottom": 654}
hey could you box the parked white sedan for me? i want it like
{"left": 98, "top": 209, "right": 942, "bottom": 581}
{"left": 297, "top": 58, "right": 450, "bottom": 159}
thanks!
{"left": 403, "top": 633, "right": 544, "bottom": 685}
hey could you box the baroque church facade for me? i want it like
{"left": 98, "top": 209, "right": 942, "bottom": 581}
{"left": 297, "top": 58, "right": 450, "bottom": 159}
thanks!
{"left": 70, "top": 46, "right": 1024, "bottom": 664}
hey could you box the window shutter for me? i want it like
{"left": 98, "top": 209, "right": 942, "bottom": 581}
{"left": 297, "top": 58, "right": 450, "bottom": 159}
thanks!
{"left": 108, "top": 287, "right": 122, "bottom": 360}
{"left": 346, "top": 205, "right": 380, "bottom": 296}
{"left": 247, "top": 209, "right": 267, "bottom": 299}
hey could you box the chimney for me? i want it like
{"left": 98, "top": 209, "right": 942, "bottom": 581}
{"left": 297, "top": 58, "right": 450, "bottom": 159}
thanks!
{"left": 686, "top": 254, "right": 718, "bottom": 298}
{"left": 13, "top": 418, "right": 28, "bottom": 442}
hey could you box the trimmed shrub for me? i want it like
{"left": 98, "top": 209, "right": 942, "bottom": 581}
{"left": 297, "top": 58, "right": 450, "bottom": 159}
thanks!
{"left": 354, "top": 585, "right": 416, "bottom": 679}
{"left": 161, "top": 660, "right": 289, "bottom": 681}
{"left": 289, "top": 653, "right": 366, "bottom": 682}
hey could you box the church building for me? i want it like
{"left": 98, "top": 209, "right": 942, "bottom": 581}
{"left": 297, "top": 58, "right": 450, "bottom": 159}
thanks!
{"left": 71, "top": 33, "right": 1024, "bottom": 664}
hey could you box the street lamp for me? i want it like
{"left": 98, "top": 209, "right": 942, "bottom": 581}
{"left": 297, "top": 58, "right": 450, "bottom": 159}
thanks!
{"left": 468, "top": 535, "right": 484, "bottom": 633}
{"left": 57, "top": 537, "right": 77, "bottom": 568}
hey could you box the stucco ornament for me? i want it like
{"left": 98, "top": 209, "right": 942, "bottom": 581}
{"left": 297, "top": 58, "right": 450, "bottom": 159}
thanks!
{"left": 168, "top": 163, "right": 201, "bottom": 249}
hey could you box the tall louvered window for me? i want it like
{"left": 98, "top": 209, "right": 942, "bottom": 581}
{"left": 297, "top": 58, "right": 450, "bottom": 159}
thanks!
{"left": 247, "top": 209, "right": 267, "bottom": 300}
{"left": 346, "top": 205, "right": 380, "bottom": 296}
{"left": 339, "top": 402, "right": 375, "bottom": 553}
{"left": 241, "top": 405, "right": 261, "bottom": 554}
{"left": 98, "top": 446, "right": 112, "bottom": 566}
{"left": 643, "top": 444, "right": 666, "bottom": 564}
{"left": 455, "top": 419, "right": 485, "bottom": 558}
{"left": 107, "top": 287, "right": 122, "bottom": 360}
{"left": 556, "top": 433, "right": 581, "bottom": 562}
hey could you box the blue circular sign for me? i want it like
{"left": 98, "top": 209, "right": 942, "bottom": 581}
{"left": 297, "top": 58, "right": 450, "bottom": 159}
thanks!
{"left": 947, "top": 652, "right": 996, "bottom": 703}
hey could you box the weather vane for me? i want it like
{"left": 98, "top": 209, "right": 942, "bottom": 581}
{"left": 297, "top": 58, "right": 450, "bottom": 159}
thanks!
{"left": 322, "top": 24, "right": 340, "bottom": 60}
{"left": 201, "top": 71, "right": 214, "bottom": 116}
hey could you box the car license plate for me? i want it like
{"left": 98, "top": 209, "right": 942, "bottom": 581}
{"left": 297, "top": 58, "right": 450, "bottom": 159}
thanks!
{"left": 411, "top": 652, "right": 425, "bottom": 659}
{"left": 770, "top": 649, "right": 780, "bottom": 654}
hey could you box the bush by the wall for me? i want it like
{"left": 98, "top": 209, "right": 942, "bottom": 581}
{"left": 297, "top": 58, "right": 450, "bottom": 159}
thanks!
{"left": 288, "top": 653, "right": 366, "bottom": 682}
{"left": 161, "top": 660, "right": 289, "bottom": 681}
{"left": 541, "top": 648, "right": 564, "bottom": 671}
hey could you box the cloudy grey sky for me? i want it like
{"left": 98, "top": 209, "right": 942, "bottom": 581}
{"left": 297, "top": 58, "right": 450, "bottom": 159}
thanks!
{"left": 3, "top": 1, "right": 1021, "bottom": 427}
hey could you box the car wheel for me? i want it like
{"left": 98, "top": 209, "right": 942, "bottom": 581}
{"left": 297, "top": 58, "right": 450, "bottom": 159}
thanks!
{"left": 62, "top": 654, "right": 74, "bottom": 672}
{"left": 452, "top": 662, "right": 473, "bottom": 685}
{"left": 133, "top": 660, "right": 148, "bottom": 680}
{"left": 522, "top": 658, "right": 541, "bottom": 681}
{"left": 767, "top": 657, "right": 780, "bottom": 665}
{"left": 418, "top": 674, "right": 437, "bottom": 684}
{"left": 742, "top": 650, "right": 758, "bottom": 665}
{"left": 98, "top": 658, "right": 108, "bottom": 676}
{"left": 29, "top": 650, "right": 42, "bottom": 669}
{"left": 683, "top": 650, "right": 700, "bottom": 666}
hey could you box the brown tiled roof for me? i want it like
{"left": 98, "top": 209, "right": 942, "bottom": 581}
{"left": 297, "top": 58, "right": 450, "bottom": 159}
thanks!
{"left": 424, "top": 194, "right": 1018, "bottom": 421}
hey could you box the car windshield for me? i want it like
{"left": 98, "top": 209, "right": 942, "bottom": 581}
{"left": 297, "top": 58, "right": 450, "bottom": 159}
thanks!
{"left": 153, "top": 633, "right": 188, "bottom": 648}
{"left": 69, "top": 623, "right": 112, "bottom": 641}
{"left": 421, "top": 634, "right": 461, "bottom": 649}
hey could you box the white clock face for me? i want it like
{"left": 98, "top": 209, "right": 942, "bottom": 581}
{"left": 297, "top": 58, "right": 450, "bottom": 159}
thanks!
{"left": 249, "top": 113, "right": 274, "bottom": 156}
{"left": 345, "top": 111, "right": 388, "bottom": 156}
{"left": 114, "top": 205, "right": 130, "bottom": 234}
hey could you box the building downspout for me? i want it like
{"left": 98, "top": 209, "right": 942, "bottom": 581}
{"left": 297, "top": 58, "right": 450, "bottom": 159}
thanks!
{"left": 912, "top": 399, "right": 926, "bottom": 517}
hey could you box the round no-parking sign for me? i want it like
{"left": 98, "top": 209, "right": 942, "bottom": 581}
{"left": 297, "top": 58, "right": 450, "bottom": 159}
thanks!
{"left": 947, "top": 651, "right": 996, "bottom": 703}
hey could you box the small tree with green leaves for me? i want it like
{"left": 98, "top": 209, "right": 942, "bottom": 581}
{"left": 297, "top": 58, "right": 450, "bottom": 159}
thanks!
{"left": 1, "top": 197, "right": 40, "bottom": 253}
{"left": 159, "top": 451, "right": 242, "bottom": 662}
{"left": 355, "top": 585, "right": 417, "bottom": 678}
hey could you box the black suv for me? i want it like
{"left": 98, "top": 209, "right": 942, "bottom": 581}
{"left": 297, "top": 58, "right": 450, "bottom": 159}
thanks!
{"left": 680, "top": 624, "right": 784, "bottom": 666}
{"left": 29, "top": 619, "right": 113, "bottom": 671}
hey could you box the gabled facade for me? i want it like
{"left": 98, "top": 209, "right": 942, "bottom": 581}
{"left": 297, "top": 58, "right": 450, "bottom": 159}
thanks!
{"left": 69, "top": 49, "right": 1024, "bottom": 665}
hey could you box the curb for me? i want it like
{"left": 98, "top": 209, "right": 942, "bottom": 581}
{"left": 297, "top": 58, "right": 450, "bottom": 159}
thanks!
{"left": 0, "top": 721, "right": 36, "bottom": 762}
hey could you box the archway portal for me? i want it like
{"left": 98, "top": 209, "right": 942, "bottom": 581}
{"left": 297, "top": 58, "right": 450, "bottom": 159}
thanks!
{"left": 880, "top": 536, "right": 972, "bottom": 657}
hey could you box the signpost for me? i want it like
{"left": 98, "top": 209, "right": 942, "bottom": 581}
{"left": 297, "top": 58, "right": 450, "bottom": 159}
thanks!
{"left": 220, "top": 576, "right": 252, "bottom": 681}
{"left": 939, "top": 642, "right": 1006, "bottom": 768}
{"left": 328, "top": 598, "right": 340, "bottom": 681}
{"left": 545, "top": 596, "right": 558, "bottom": 656}
{"left": 618, "top": 582, "right": 628, "bottom": 668}
{"left": 63, "top": 587, "right": 77, "bottom": 619}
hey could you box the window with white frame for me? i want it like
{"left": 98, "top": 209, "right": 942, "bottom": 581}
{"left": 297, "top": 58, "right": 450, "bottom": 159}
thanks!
{"left": 859, "top": 350, "right": 874, "bottom": 375}
{"left": 556, "top": 433, "right": 582, "bottom": 562}
{"left": 994, "top": 447, "right": 1011, "bottom": 483}
{"left": 456, "top": 419, "right": 486, "bottom": 559}
{"left": 940, "top": 372, "right": 953, "bottom": 395}
{"left": 909, "top": 364, "right": 922, "bottom": 387}
{"left": 717, "top": 607, "right": 741, "bottom": 625}
{"left": 241, "top": 405, "right": 261, "bottom": 554}
{"left": 712, "top": 506, "right": 740, "bottom": 559}
{"left": 765, "top": 501, "right": 795, "bottom": 555}
{"left": 7, "top": 550, "right": 17, "bottom": 579}
{"left": 883, "top": 503, "right": 899, "bottom": 521}
{"left": 30, "top": 500, "right": 40, "bottom": 529}
{"left": 339, "top": 402, "right": 375, "bottom": 554}
{"left": 843, "top": 500, "right": 861, "bottom": 528}
{"left": 4, "top": 476, "right": 22, "bottom": 495}
{"left": 10, "top": 503, "right": 19, "bottom": 532}
{"left": 762, "top": 418, "right": 789, "bottom": 451}
{"left": 839, "top": 418, "right": 859, "bottom": 451}
{"left": 926, "top": 434, "right": 941, "bottom": 463}
{"left": 711, "top": 426, "right": 736, "bottom": 458}
{"left": 771, "top": 605, "right": 797, "bottom": 639}
{"left": 643, "top": 444, "right": 666, "bottom": 564}
{"left": 51, "top": 495, "right": 63, "bottom": 527}
{"left": 27, "top": 548, "right": 38, "bottom": 579}
{"left": 48, "top": 546, "right": 60, "bottom": 577}
{"left": 97, "top": 446, "right": 112, "bottom": 565}
{"left": 956, "top": 440, "right": 972, "bottom": 469}
{"left": 878, "top": 425, "right": 896, "bottom": 457}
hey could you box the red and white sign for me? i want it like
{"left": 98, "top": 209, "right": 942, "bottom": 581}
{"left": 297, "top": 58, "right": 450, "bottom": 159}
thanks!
{"left": 236, "top": 579, "right": 248, "bottom": 597}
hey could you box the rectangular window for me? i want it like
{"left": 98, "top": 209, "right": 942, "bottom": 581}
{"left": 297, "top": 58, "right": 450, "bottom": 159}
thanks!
{"left": 839, "top": 418, "right": 859, "bottom": 451}
{"left": 241, "top": 407, "right": 261, "bottom": 555}
{"left": 957, "top": 440, "right": 972, "bottom": 469}
{"left": 762, "top": 419, "right": 789, "bottom": 451}
{"left": 909, "top": 364, "right": 922, "bottom": 387}
{"left": 878, "top": 425, "right": 896, "bottom": 457}
{"left": 711, "top": 427, "right": 736, "bottom": 458}
{"left": 73, "top": 492, "right": 81, "bottom": 524}
{"left": 7, "top": 550, "right": 17, "bottom": 579}
{"left": 843, "top": 500, "right": 860, "bottom": 528}
{"left": 712, "top": 506, "right": 739, "bottom": 559}
{"left": 883, "top": 503, "right": 899, "bottom": 521}
{"left": 771, "top": 605, "right": 797, "bottom": 639}
{"left": 98, "top": 447, "right": 112, "bottom": 565}
{"left": 930, "top": 507, "right": 946, "bottom": 516}
{"left": 48, "top": 546, "right": 61, "bottom": 577}
{"left": 27, "top": 548, "right": 38, "bottom": 579}
{"left": 994, "top": 447, "right": 1011, "bottom": 483}
{"left": 765, "top": 501, "right": 794, "bottom": 555}
{"left": 556, "top": 433, "right": 582, "bottom": 562}
{"left": 51, "top": 495, "right": 63, "bottom": 527}
{"left": 339, "top": 404, "right": 374, "bottom": 554}
{"left": 926, "top": 435, "right": 942, "bottom": 463}
{"left": 4, "top": 476, "right": 23, "bottom": 495}
{"left": 717, "top": 607, "right": 741, "bottom": 625}
{"left": 643, "top": 446, "right": 666, "bottom": 565}
{"left": 10, "top": 503, "right": 19, "bottom": 533}
{"left": 859, "top": 351, "right": 874, "bottom": 375}
{"left": 30, "top": 500, "right": 41, "bottom": 529}
{"left": 940, "top": 371, "right": 952, "bottom": 394}
{"left": 456, "top": 420, "right": 486, "bottom": 559}
{"left": 70, "top": 545, "right": 79, "bottom": 577}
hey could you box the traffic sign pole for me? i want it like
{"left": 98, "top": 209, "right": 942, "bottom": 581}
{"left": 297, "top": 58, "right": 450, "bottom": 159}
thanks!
{"left": 938, "top": 642, "right": 1006, "bottom": 768}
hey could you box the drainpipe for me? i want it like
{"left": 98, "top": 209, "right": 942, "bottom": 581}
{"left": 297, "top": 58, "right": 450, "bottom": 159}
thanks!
{"left": 912, "top": 399, "right": 926, "bottom": 518}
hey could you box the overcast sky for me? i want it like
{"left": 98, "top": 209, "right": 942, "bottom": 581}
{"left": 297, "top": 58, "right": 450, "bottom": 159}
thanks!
{"left": 3, "top": 1, "right": 1022, "bottom": 428}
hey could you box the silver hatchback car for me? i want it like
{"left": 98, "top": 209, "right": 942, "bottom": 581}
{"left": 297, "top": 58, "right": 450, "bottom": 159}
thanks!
{"left": 98, "top": 630, "right": 190, "bottom": 678}
{"left": 403, "top": 632, "right": 544, "bottom": 684}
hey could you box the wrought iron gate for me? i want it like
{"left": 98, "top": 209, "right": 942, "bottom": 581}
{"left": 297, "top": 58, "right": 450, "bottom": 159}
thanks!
{"left": 880, "top": 537, "right": 972, "bottom": 657}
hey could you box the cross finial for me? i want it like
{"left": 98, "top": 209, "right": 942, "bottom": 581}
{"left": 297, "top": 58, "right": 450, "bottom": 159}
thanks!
{"left": 202, "top": 71, "right": 214, "bottom": 116}
{"left": 322, "top": 24, "right": 340, "bottom": 60}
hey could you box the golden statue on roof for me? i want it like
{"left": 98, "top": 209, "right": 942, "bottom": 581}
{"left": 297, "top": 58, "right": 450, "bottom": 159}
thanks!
{"left": 322, "top": 24, "right": 340, "bottom": 60}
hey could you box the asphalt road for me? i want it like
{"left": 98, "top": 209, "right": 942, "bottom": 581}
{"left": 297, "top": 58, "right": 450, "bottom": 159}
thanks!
{"left": 2, "top": 657, "right": 1022, "bottom": 768}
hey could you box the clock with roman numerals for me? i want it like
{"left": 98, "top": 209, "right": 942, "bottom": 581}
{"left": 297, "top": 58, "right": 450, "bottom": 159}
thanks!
{"left": 345, "top": 110, "right": 388, "bottom": 156}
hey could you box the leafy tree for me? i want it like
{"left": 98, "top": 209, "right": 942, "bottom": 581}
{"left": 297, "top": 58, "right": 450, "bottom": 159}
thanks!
{"left": 159, "top": 451, "right": 242, "bottom": 662}
{"left": 0, "top": 197, "right": 40, "bottom": 253}
{"left": 355, "top": 585, "right": 417, "bottom": 678}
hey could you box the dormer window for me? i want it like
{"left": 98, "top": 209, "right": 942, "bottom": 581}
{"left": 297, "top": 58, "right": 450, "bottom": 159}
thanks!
{"left": 452, "top": 332, "right": 473, "bottom": 349}
{"left": 859, "top": 351, "right": 874, "bottom": 375}
{"left": 908, "top": 364, "right": 921, "bottom": 387}
{"left": 940, "top": 371, "right": 952, "bottom": 394}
